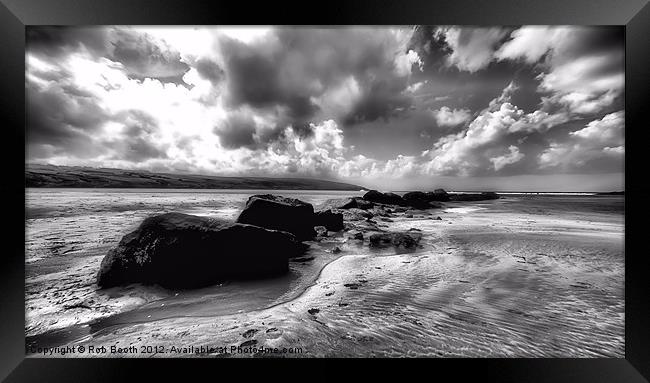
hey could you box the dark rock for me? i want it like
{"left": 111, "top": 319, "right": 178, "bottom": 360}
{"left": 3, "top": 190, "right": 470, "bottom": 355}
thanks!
{"left": 332, "top": 246, "right": 342, "bottom": 254}
{"left": 308, "top": 308, "right": 320, "bottom": 315}
{"left": 242, "top": 329, "right": 258, "bottom": 338}
{"left": 97, "top": 212, "right": 307, "bottom": 289}
{"left": 363, "top": 190, "right": 405, "bottom": 206}
{"left": 425, "top": 189, "right": 451, "bottom": 202}
{"left": 368, "top": 231, "right": 422, "bottom": 249}
{"left": 236, "top": 194, "right": 316, "bottom": 240}
{"left": 314, "top": 226, "right": 328, "bottom": 237}
{"left": 402, "top": 191, "right": 427, "bottom": 201}
{"left": 344, "top": 283, "right": 361, "bottom": 289}
{"left": 334, "top": 197, "right": 374, "bottom": 210}
{"left": 348, "top": 231, "right": 364, "bottom": 240}
{"left": 449, "top": 192, "right": 500, "bottom": 202}
{"left": 435, "top": 216, "right": 442, "bottom": 220}
{"left": 403, "top": 191, "right": 445, "bottom": 209}
{"left": 380, "top": 217, "right": 394, "bottom": 222}
{"left": 240, "top": 340, "right": 257, "bottom": 347}
{"left": 341, "top": 208, "right": 374, "bottom": 222}
{"left": 314, "top": 209, "right": 344, "bottom": 231}
{"left": 405, "top": 214, "right": 413, "bottom": 218}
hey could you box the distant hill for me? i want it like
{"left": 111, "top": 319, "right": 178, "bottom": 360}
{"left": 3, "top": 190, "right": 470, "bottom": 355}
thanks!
{"left": 25, "top": 164, "right": 366, "bottom": 191}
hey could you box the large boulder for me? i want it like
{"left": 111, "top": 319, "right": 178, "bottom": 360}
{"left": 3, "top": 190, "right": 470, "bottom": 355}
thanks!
{"left": 335, "top": 197, "right": 374, "bottom": 210}
{"left": 402, "top": 191, "right": 432, "bottom": 209}
{"left": 97, "top": 213, "right": 307, "bottom": 289}
{"left": 314, "top": 209, "right": 344, "bottom": 231}
{"left": 363, "top": 190, "right": 405, "bottom": 206}
{"left": 449, "top": 192, "right": 500, "bottom": 202}
{"left": 402, "top": 191, "right": 445, "bottom": 209}
{"left": 236, "top": 194, "right": 316, "bottom": 240}
{"left": 425, "top": 189, "right": 451, "bottom": 202}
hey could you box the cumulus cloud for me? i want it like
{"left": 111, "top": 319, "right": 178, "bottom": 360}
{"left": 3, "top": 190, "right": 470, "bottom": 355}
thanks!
{"left": 109, "top": 29, "right": 190, "bottom": 84}
{"left": 490, "top": 145, "right": 524, "bottom": 171}
{"left": 25, "top": 26, "right": 624, "bottom": 188}
{"left": 214, "top": 111, "right": 259, "bottom": 149}
{"left": 217, "top": 27, "right": 419, "bottom": 129}
{"left": 494, "top": 26, "right": 557, "bottom": 63}
{"left": 435, "top": 26, "right": 509, "bottom": 72}
{"left": 405, "top": 80, "right": 427, "bottom": 93}
{"left": 539, "top": 111, "right": 624, "bottom": 170}
{"left": 432, "top": 106, "right": 472, "bottom": 127}
{"left": 497, "top": 26, "right": 624, "bottom": 115}
{"left": 394, "top": 49, "right": 423, "bottom": 77}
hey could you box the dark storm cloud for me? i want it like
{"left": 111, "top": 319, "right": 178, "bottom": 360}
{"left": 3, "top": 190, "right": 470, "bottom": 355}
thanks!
{"left": 104, "top": 110, "right": 169, "bottom": 162}
{"left": 26, "top": 81, "right": 110, "bottom": 158}
{"left": 26, "top": 26, "right": 111, "bottom": 58}
{"left": 195, "top": 58, "right": 225, "bottom": 85}
{"left": 24, "top": 26, "right": 624, "bottom": 188}
{"left": 342, "top": 77, "right": 411, "bottom": 125}
{"left": 28, "top": 26, "right": 191, "bottom": 86}
{"left": 213, "top": 111, "right": 258, "bottom": 149}
{"left": 110, "top": 29, "right": 190, "bottom": 85}
{"left": 217, "top": 28, "right": 417, "bottom": 133}
{"left": 218, "top": 35, "right": 319, "bottom": 126}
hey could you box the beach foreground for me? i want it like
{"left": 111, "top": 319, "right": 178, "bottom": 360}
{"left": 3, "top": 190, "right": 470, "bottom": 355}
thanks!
{"left": 25, "top": 190, "right": 624, "bottom": 357}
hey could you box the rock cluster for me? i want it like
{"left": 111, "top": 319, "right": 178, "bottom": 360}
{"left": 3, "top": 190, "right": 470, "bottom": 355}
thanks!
{"left": 98, "top": 189, "right": 498, "bottom": 289}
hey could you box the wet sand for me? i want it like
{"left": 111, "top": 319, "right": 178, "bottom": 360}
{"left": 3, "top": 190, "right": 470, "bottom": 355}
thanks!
{"left": 26, "top": 192, "right": 624, "bottom": 358}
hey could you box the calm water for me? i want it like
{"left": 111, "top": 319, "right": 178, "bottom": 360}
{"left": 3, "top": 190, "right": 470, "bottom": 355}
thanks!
{"left": 25, "top": 189, "right": 624, "bottom": 357}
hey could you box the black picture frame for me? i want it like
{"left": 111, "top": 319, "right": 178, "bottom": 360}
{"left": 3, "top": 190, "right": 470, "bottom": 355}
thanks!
{"left": 1, "top": 0, "right": 648, "bottom": 381}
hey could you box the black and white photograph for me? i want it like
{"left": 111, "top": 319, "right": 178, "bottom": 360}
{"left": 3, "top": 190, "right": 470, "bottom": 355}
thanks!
{"left": 24, "top": 25, "right": 625, "bottom": 358}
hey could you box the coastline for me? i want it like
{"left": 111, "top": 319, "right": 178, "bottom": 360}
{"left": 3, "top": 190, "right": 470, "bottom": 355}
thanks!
{"left": 26, "top": 194, "right": 624, "bottom": 357}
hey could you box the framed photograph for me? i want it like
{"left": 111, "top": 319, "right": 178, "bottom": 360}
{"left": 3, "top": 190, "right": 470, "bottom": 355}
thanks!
{"left": 1, "top": 0, "right": 648, "bottom": 381}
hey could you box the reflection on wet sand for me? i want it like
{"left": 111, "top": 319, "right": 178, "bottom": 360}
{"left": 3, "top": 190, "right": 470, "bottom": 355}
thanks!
{"left": 26, "top": 191, "right": 624, "bottom": 357}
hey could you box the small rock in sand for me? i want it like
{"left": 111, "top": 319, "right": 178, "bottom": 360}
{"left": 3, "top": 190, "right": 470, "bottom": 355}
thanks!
{"left": 369, "top": 231, "right": 422, "bottom": 249}
{"left": 314, "top": 226, "right": 328, "bottom": 237}
{"left": 348, "top": 231, "right": 364, "bottom": 240}
{"left": 242, "top": 329, "right": 259, "bottom": 338}
{"left": 308, "top": 308, "right": 320, "bottom": 315}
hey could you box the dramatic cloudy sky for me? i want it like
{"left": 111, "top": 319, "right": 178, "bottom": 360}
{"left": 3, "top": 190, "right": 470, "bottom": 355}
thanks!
{"left": 26, "top": 26, "right": 624, "bottom": 191}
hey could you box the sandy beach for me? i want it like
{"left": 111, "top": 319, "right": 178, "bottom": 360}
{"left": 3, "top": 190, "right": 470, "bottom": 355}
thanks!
{"left": 25, "top": 191, "right": 624, "bottom": 358}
